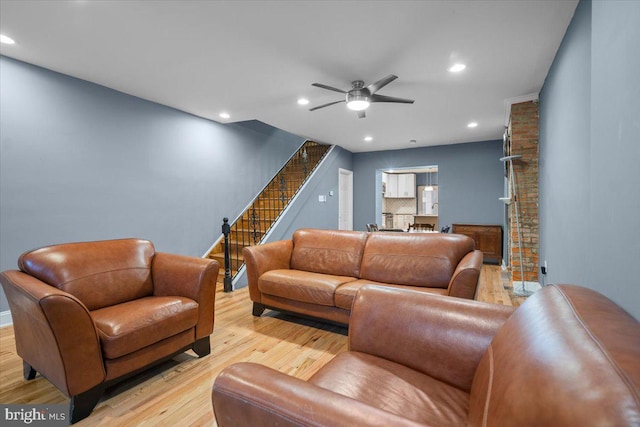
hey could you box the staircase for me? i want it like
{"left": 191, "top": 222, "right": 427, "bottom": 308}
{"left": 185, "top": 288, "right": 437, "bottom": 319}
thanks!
{"left": 207, "top": 141, "right": 330, "bottom": 289}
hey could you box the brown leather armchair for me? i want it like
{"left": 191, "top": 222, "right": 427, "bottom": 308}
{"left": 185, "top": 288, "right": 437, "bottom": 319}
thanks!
{"left": 212, "top": 284, "right": 640, "bottom": 426}
{"left": 0, "top": 238, "right": 219, "bottom": 424}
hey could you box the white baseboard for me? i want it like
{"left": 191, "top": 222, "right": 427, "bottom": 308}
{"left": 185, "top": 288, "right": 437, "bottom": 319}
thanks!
{"left": 0, "top": 310, "right": 13, "bottom": 327}
{"left": 513, "top": 281, "right": 542, "bottom": 294}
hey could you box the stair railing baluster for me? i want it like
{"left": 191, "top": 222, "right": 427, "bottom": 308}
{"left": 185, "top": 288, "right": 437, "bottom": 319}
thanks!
{"left": 279, "top": 174, "right": 286, "bottom": 208}
{"left": 222, "top": 217, "right": 233, "bottom": 292}
{"left": 302, "top": 147, "right": 308, "bottom": 176}
{"left": 241, "top": 214, "right": 246, "bottom": 271}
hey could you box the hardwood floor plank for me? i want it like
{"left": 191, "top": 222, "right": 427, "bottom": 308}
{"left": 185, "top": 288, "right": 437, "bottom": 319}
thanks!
{"left": 0, "top": 265, "right": 516, "bottom": 426}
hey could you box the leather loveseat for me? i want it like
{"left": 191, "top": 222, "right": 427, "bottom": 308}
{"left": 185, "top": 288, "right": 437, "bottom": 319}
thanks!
{"left": 212, "top": 284, "right": 640, "bottom": 426}
{"left": 244, "top": 228, "right": 483, "bottom": 325}
{"left": 0, "top": 238, "right": 219, "bottom": 423}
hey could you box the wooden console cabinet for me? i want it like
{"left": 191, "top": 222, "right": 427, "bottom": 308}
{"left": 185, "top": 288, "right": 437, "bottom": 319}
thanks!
{"left": 452, "top": 224, "right": 502, "bottom": 264}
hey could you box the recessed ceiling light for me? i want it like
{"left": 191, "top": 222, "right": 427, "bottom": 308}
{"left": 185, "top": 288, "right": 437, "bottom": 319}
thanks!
{"left": 219, "top": 112, "right": 230, "bottom": 119}
{"left": 449, "top": 63, "right": 466, "bottom": 73}
{"left": 467, "top": 122, "right": 478, "bottom": 128}
{"left": 364, "top": 136, "right": 373, "bottom": 142}
{"left": 0, "top": 34, "right": 16, "bottom": 45}
{"left": 297, "top": 98, "right": 309, "bottom": 105}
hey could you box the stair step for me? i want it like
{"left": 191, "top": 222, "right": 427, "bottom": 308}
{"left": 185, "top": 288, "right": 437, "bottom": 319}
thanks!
{"left": 228, "top": 239, "right": 262, "bottom": 245}
{"left": 210, "top": 251, "right": 246, "bottom": 261}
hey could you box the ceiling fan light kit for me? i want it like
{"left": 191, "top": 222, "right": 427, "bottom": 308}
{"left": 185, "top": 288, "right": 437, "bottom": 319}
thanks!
{"left": 347, "top": 99, "right": 370, "bottom": 111}
{"left": 310, "top": 74, "right": 414, "bottom": 118}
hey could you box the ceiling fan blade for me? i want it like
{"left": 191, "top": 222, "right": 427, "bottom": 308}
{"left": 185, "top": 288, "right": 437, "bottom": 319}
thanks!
{"left": 366, "top": 74, "right": 398, "bottom": 94}
{"left": 311, "top": 83, "right": 347, "bottom": 94}
{"left": 309, "top": 100, "right": 345, "bottom": 111}
{"left": 357, "top": 110, "right": 366, "bottom": 119}
{"left": 370, "top": 94, "right": 415, "bottom": 104}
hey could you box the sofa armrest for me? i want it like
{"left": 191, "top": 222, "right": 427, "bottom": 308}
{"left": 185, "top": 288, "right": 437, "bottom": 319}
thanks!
{"left": 448, "top": 250, "right": 483, "bottom": 299}
{"left": 212, "top": 362, "right": 424, "bottom": 427}
{"left": 243, "top": 240, "right": 293, "bottom": 303}
{"left": 151, "top": 253, "right": 219, "bottom": 339}
{"left": 0, "top": 270, "right": 105, "bottom": 397}
{"left": 349, "top": 285, "right": 514, "bottom": 392}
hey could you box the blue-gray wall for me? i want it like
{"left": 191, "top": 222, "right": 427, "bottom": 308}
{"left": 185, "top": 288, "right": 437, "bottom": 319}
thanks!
{"left": 539, "top": 0, "right": 640, "bottom": 318}
{"left": 352, "top": 140, "right": 505, "bottom": 233}
{"left": 0, "top": 56, "right": 305, "bottom": 312}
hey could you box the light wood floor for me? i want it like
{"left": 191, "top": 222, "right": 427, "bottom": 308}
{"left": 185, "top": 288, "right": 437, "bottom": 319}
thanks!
{"left": 0, "top": 265, "right": 521, "bottom": 426}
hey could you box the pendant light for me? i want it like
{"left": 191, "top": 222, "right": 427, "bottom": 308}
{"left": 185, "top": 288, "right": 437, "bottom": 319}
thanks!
{"left": 425, "top": 171, "right": 434, "bottom": 191}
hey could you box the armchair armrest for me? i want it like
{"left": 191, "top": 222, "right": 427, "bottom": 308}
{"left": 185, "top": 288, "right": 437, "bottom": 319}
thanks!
{"left": 212, "top": 362, "right": 424, "bottom": 427}
{"left": 448, "top": 250, "right": 483, "bottom": 299}
{"left": 243, "top": 240, "right": 293, "bottom": 303}
{"left": 151, "top": 253, "right": 219, "bottom": 339}
{"left": 0, "top": 270, "right": 105, "bottom": 397}
{"left": 349, "top": 285, "right": 514, "bottom": 392}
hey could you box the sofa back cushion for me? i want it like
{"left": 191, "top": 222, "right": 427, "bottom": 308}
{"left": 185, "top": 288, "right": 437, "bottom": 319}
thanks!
{"left": 468, "top": 284, "right": 640, "bottom": 426}
{"left": 359, "top": 233, "right": 474, "bottom": 288}
{"left": 19, "top": 239, "right": 155, "bottom": 310}
{"left": 290, "top": 229, "right": 368, "bottom": 278}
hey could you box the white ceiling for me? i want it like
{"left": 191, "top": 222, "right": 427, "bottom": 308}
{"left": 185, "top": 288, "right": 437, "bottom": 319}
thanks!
{"left": 0, "top": 0, "right": 577, "bottom": 153}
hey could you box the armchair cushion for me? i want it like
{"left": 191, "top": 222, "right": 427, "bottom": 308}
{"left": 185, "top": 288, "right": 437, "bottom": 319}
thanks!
{"left": 91, "top": 296, "right": 199, "bottom": 359}
{"left": 213, "top": 362, "right": 425, "bottom": 427}
{"left": 309, "top": 352, "right": 469, "bottom": 425}
{"left": 349, "top": 285, "right": 513, "bottom": 391}
{"left": 18, "top": 239, "right": 155, "bottom": 310}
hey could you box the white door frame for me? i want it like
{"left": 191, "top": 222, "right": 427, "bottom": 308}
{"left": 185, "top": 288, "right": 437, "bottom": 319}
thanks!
{"left": 338, "top": 168, "right": 353, "bottom": 230}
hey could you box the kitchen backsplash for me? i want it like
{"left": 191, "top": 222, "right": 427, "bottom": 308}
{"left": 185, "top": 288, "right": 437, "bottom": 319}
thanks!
{"left": 383, "top": 197, "right": 417, "bottom": 214}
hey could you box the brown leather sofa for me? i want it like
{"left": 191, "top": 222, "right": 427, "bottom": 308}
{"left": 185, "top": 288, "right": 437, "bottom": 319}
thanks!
{"left": 0, "top": 238, "right": 219, "bottom": 424}
{"left": 212, "top": 284, "right": 640, "bottom": 426}
{"left": 245, "top": 228, "right": 483, "bottom": 325}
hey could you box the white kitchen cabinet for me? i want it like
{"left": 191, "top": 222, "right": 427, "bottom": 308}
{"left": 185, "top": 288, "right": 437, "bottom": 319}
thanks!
{"left": 397, "top": 173, "right": 416, "bottom": 197}
{"left": 384, "top": 174, "right": 398, "bottom": 197}
{"left": 384, "top": 173, "right": 415, "bottom": 198}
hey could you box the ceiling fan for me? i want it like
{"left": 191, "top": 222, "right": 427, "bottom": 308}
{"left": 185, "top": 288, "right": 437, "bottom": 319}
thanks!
{"left": 309, "top": 74, "right": 414, "bottom": 118}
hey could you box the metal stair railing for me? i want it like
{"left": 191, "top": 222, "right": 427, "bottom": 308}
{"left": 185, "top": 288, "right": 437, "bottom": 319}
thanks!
{"left": 219, "top": 140, "right": 330, "bottom": 291}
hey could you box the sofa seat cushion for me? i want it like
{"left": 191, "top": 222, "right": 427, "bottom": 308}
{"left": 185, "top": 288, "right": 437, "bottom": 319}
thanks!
{"left": 259, "top": 269, "right": 357, "bottom": 307}
{"left": 91, "top": 296, "right": 199, "bottom": 359}
{"left": 334, "top": 280, "right": 448, "bottom": 310}
{"left": 309, "top": 351, "right": 469, "bottom": 425}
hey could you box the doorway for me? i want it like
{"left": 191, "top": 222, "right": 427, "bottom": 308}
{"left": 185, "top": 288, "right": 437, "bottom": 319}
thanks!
{"left": 378, "top": 166, "right": 438, "bottom": 231}
{"left": 338, "top": 168, "right": 353, "bottom": 230}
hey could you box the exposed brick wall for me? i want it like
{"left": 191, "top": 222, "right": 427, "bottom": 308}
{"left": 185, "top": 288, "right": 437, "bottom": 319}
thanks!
{"left": 507, "top": 101, "right": 539, "bottom": 283}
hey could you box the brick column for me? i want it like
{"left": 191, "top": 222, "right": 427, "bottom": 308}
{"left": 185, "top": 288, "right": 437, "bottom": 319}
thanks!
{"left": 507, "top": 101, "right": 539, "bottom": 284}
